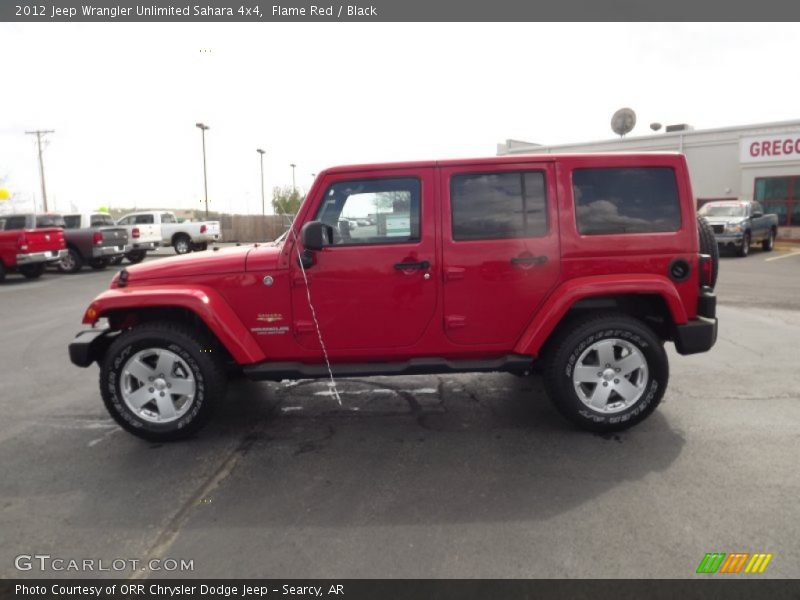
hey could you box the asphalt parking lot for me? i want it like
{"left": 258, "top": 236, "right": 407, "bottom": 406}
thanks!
{"left": 1, "top": 245, "right": 800, "bottom": 579}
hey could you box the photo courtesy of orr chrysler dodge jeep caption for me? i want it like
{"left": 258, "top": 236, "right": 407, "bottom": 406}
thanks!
{"left": 69, "top": 153, "right": 718, "bottom": 441}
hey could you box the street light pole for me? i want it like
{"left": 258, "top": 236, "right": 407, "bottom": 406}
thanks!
{"left": 257, "top": 149, "right": 266, "bottom": 217}
{"left": 290, "top": 163, "right": 296, "bottom": 193}
{"left": 195, "top": 122, "right": 210, "bottom": 218}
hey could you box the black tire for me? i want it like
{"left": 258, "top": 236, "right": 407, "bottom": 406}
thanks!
{"left": 109, "top": 256, "right": 124, "bottom": 266}
{"left": 173, "top": 234, "right": 191, "bottom": 255}
{"left": 697, "top": 216, "right": 719, "bottom": 289}
{"left": 19, "top": 263, "right": 45, "bottom": 279}
{"left": 100, "top": 322, "right": 227, "bottom": 442}
{"left": 89, "top": 258, "right": 109, "bottom": 270}
{"left": 542, "top": 313, "right": 669, "bottom": 432}
{"left": 125, "top": 250, "right": 147, "bottom": 264}
{"left": 190, "top": 242, "right": 208, "bottom": 252}
{"left": 737, "top": 231, "right": 751, "bottom": 257}
{"left": 0, "top": 261, "right": 6, "bottom": 283}
{"left": 57, "top": 247, "right": 83, "bottom": 274}
{"left": 762, "top": 228, "right": 776, "bottom": 252}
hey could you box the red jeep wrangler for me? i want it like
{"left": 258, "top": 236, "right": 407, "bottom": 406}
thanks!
{"left": 70, "top": 154, "right": 718, "bottom": 441}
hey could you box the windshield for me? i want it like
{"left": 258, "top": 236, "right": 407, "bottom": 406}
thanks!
{"left": 699, "top": 204, "right": 745, "bottom": 218}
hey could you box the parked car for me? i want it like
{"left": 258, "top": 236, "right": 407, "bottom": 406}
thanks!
{"left": 111, "top": 212, "right": 162, "bottom": 264}
{"left": 60, "top": 212, "right": 129, "bottom": 273}
{"left": 119, "top": 211, "right": 221, "bottom": 254}
{"left": 698, "top": 200, "right": 779, "bottom": 257}
{"left": 0, "top": 214, "right": 66, "bottom": 281}
{"left": 70, "top": 153, "right": 718, "bottom": 441}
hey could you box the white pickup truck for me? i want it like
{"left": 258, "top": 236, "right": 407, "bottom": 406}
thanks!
{"left": 114, "top": 212, "right": 162, "bottom": 264}
{"left": 118, "top": 211, "right": 222, "bottom": 254}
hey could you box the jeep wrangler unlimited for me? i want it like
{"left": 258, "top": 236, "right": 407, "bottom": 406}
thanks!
{"left": 70, "top": 154, "right": 718, "bottom": 441}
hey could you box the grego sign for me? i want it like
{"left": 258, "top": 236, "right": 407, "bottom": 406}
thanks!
{"left": 741, "top": 133, "right": 800, "bottom": 163}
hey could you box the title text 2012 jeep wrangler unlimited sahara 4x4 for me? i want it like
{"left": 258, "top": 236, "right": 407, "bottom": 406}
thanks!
{"left": 70, "top": 154, "right": 718, "bottom": 441}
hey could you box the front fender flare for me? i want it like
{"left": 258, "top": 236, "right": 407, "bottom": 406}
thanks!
{"left": 513, "top": 275, "right": 688, "bottom": 358}
{"left": 82, "top": 285, "right": 265, "bottom": 365}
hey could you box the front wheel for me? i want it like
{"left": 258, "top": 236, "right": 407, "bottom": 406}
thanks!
{"left": 100, "top": 322, "right": 227, "bottom": 441}
{"left": 737, "top": 232, "right": 751, "bottom": 257}
{"left": 542, "top": 313, "right": 668, "bottom": 432}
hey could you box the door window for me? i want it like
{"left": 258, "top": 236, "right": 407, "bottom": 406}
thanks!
{"left": 315, "top": 177, "right": 421, "bottom": 245}
{"left": 451, "top": 171, "right": 547, "bottom": 240}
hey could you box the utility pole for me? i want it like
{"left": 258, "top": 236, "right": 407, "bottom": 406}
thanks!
{"left": 195, "top": 122, "right": 210, "bottom": 218}
{"left": 257, "top": 149, "right": 266, "bottom": 216}
{"left": 25, "top": 129, "right": 54, "bottom": 212}
{"left": 290, "top": 163, "right": 296, "bottom": 193}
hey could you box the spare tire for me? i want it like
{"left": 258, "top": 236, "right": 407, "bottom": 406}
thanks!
{"left": 697, "top": 216, "right": 719, "bottom": 289}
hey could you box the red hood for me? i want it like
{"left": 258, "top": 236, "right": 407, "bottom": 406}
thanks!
{"left": 119, "top": 245, "right": 254, "bottom": 282}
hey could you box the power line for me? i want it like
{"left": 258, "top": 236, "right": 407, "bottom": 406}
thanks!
{"left": 25, "top": 129, "right": 54, "bottom": 212}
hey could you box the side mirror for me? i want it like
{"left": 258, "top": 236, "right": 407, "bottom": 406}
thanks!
{"left": 752, "top": 211, "right": 763, "bottom": 218}
{"left": 301, "top": 221, "right": 333, "bottom": 251}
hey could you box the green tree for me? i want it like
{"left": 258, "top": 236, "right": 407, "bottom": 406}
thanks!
{"left": 272, "top": 185, "right": 303, "bottom": 216}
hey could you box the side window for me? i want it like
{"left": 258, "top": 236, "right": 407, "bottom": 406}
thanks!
{"left": 451, "top": 171, "right": 547, "bottom": 241}
{"left": 135, "top": 214, "right": 154, "bottom": 224}
{"left": 573, "top": 167, "right": 681, "bottom": 235}
{"left": 753, "top": 202, "right": 764, "bottom": 215}
{"left": 2, "top": 216, "right": 27, "bottom": 230}
{"left": 90, "top": 214, "right": 114, "bottom": 227}
{"left": 160, "top": 213, "right": 176, "bottom": 224}
{"left": 63, "top": 216, "right": 81, "bottom": 229}
{"left": 118, "top": 216, "right": 131, "bottom": 225}
{"left": 315, "top": 177, "right": 421, "bottom": 245}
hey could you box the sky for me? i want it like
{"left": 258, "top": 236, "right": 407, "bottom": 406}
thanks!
{"left": 1, "top": 22, "right": 799, "bottom": 215}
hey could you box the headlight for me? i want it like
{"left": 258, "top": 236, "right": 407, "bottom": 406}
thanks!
{"left": 726, "top": 222, "right": 743, "bottom": 233}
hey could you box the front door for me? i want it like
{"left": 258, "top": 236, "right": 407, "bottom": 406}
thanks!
{"left": 290, "top": 169, "right": 437, "bottom": 354}
{"left": 440, "top": 161, "right": 560, "bottom": 347}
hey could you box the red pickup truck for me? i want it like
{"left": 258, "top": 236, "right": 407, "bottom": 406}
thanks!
{"left": 0, "top": 214, "right": 66, "bottom": 281}
{"left": 70, "top": 154, "right": 718, "bottom": 441}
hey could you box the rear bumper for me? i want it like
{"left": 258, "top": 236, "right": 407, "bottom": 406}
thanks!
{"left": 129, "top": 241, "right": 158, "bottom": 251}
{"left": 16, "top": 249, "right": 67, "bottom": 265}
{"left": 69, "top": 329, "right": 118, "bottom": 367}
{"left": 92, "top": 245, "right": 126, "bottom": 258}
{"left": 673, "top": 289, "right": 717, "bottom": 355}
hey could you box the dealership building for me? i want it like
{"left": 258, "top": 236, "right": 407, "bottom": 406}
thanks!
{"left": 498, "top": 119, "right": 800, "bottom": 239}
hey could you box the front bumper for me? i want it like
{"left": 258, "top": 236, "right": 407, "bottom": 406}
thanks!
{"left": 673, "top": 289, "right": 717, "bottom": 355}
{"left": 92, "top": 245, "right": 126, "bottom": 259}
{"left": 714, "top": 232, "right": 744, "bottom": 247}
{"left": 69, "top": 329, "right": 118, "bottom": 367}
{"left": 16, "top": 248, "right": 67, "bottom": 265}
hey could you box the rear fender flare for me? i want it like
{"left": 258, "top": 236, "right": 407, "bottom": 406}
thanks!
{"left": 513, "top": 275, "right": 688, "bottom": 357}
{"left": 83, "top": 285, "right": 265, "bottom": 364}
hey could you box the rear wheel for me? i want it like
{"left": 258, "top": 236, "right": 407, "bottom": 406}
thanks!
{"left": 89, "top": 258, "right": 109, "bottom": 270}
{"left": 100, "top": 322, "right": 227, "bottom": 441}
{"left": 126, "top": 250, "right": 147, "bottom": 264}
{"left": 19, "top": 263, "right": 45, "bottom": 279}
{"left": 109, "top": 256, "right": 124, "bottom": 266}
{"left": 173, "top": 234, "right": 191, "bottom": 255}
{"left": 542, "top": 313, "right": 668, "bottom": 432}
{"left": 57, "top": 248, "right": 83, "bottom": 274}
{"left": 737, "top": 232, "right": 751, "bottom": 257}
{"left": 762, "top": 228, "right": 776, "bottom": 252}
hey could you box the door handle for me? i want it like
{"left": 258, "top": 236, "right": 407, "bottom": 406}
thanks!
{"left": 394, "top": 260, "right": 430, "bottom": 270}
{"left": 511, "top": 255, "right": 547, "bottom": 266}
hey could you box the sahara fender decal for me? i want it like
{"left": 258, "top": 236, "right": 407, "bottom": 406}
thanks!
{"left": 82, "top": 286, "right": 265, "bottom": 364}
{"left": 513, "top": 274, "right": 688, "bottom": 357}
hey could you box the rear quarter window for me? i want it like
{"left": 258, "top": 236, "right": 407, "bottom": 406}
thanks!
{"left": 573, "top": 167, "right": 681, "bottom": 235}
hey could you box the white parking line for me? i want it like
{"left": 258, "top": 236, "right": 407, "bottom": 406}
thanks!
{"left": 765, "top": 250, "right": 800, "bottom": 262}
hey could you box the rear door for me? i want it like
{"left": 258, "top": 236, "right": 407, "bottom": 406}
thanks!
{"left": 440, "top": 161, "right": 560, "bottom": 346}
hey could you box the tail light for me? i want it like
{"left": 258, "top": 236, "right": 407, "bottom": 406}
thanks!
{"left": 93, "top": 231, "right": 103, "bottom": 245}
{"left": 17, "top": 234, "right": 29, "bottom": 252}
{"left": 698, "top": 254, "right": 713, "bottom": 287}
{"left": 200, "top": 224, "right": 207, "bottom": 234}
{"left": 132, "top": 227, "right": 140, "bottom": 239}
